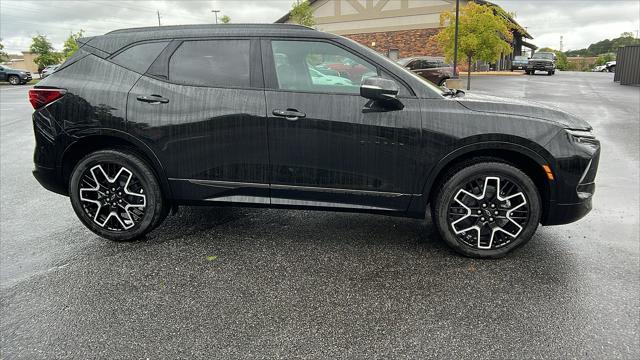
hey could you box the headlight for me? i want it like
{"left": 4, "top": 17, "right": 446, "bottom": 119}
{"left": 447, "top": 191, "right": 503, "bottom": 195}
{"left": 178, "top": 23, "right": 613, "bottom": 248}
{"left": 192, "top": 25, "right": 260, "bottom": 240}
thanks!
{"left": 20, "top": 71, "right": 26, "bottom": 74}
{"left": 566, "top": 129, "right": 597, "bottom": 144}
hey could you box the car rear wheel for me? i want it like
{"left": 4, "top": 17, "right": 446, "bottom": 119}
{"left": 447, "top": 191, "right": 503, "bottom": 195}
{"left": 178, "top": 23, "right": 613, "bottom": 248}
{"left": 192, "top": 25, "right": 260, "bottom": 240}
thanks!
{"left": 69, "top": 149, "right": 168, "bottom": 241}
{"left": 8, "top": 75, "right": 20, "bottom": 85}
{"left": 432, "top": 161, "right": 541, "bottom": 258}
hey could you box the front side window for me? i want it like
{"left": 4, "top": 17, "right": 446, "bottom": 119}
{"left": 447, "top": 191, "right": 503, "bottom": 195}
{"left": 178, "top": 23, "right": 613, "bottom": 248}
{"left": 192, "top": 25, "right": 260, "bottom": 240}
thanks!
{"left": 112, "top": 41, "right": 169, "bottom": 74}
{"left": 271, "top": 40, "right": 377, "bottom": 94}
{"left": 169, "top": 40, "right": 250, "bottom": 88}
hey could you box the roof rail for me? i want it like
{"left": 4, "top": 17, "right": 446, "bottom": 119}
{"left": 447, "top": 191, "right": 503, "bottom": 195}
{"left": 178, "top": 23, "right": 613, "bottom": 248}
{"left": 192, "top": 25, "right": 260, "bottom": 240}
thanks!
{"left": 106, "top": 23, "right": 313, "bottom": 35}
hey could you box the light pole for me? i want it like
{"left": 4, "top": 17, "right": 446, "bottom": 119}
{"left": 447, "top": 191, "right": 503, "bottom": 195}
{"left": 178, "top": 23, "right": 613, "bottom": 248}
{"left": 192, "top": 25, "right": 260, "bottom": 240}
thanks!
{"left": 211, "top": 10, "right": 220, "bottom": 24}
{"left": 452, "top": 0, "right": 460, "bottom": 78}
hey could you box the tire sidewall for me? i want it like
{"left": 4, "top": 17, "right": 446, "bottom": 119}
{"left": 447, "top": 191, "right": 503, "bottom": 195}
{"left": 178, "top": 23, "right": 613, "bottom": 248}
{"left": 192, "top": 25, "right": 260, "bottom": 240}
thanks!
{"left": 434, "top": 162, "right": 542, "bottom": 258}
{"left": 69, "top": 150, "right": 162, "bottom": 241}
{"left": 8, "top": 75, "right": 19, "bottom": 85}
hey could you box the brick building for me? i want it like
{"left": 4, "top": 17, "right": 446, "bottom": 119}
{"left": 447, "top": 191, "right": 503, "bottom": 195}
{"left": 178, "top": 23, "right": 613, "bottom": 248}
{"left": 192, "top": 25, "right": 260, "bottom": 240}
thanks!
{"left": 276, "top": 0, "right": 535, "bottom": 70}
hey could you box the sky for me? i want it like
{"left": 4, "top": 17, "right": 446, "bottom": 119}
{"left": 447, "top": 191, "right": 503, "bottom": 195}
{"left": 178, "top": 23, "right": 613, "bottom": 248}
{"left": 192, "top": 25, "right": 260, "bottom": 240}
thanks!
{"left": 1, "top": 0, "right": 639, "bottom": 54}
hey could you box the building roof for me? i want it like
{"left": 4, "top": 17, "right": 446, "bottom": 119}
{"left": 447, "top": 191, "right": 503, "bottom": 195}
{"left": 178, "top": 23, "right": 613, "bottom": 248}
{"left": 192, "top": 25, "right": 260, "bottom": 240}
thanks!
{"left": 276, "top": 0, "right": 532, "bottom": 39}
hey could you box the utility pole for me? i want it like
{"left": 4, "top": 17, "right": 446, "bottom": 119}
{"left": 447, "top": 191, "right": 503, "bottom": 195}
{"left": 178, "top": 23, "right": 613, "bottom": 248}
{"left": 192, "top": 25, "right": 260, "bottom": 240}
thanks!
{"left": 560, "top": 35, "right": 564, "bottom": 52}
{"left": 211, "top": 10, "right": 220, "bottom": 24}
{"left": 157, "top": 10, "right": 161, "bottom": 26}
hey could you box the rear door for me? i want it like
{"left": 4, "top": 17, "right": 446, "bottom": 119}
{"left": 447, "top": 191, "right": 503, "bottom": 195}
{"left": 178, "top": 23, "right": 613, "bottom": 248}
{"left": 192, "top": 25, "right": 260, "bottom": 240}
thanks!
{"left": 262, "top": 38, "right": 422, "bottom": 211}
{"left": 126, "top": 38, "right": 270, "bottom": 203}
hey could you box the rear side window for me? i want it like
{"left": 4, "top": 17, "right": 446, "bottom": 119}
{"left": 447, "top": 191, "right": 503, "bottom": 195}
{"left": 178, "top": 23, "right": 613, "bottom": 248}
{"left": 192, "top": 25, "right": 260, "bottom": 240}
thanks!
{"left": 169, "top": 40, "right": 250, "bottom": 88}
{"left": 112, "top": 42, "right": 169, "bottom": 74}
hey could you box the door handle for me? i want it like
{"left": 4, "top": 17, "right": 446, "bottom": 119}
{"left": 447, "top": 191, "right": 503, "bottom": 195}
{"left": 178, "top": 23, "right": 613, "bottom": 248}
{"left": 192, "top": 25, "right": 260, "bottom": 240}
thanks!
{"left": 272, "top": 108, "right": 306, "bottom": 121}
{"left": 136, "top": 94, "right": 169, "bottom": 104}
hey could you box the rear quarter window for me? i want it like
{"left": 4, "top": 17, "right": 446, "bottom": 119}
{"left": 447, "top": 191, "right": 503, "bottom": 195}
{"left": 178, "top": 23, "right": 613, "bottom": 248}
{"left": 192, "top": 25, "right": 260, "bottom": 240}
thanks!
{"left": 111, "top": 41, "right": 169, "bottom": 74}
{"left": 168, "top": 39, "right": 250, "bottom": 88}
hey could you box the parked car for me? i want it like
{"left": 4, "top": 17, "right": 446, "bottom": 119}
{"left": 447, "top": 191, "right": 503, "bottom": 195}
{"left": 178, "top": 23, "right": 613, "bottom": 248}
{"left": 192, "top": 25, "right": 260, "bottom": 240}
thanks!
{"left": 31, "top": 24, "right": 600, "bottom": 258}
{"left": 397, "top": 57, "right": 452, "bottom": 86}
{"left": 41, "top": 64, "right": 60, "bottom": 79}
{"left": 323, "top": 58, "right": 375, "bottom": 83}
{"left": 511, "top": 55, "right": 529, "bottom": 71}
{"left": 526, "top": 52, "right": 556, "bottom": 75}
{"left": 605, "top": 61, "right": 616, "bottom": 73}
{"left": 308, "top": 66, "right": 353, "bottom": 86}
{"left": 592, "top": 64, "right": 608, "bottom": 72}
{"left": 0, "top": 65, "right": 32, "bottom": 85}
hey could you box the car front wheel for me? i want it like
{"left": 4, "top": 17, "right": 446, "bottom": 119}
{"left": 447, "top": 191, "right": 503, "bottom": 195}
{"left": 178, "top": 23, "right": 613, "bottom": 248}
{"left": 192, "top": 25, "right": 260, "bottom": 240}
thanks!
{"left": 8, "top": 75, "right": 20, "bottom": 85}
{"left": 69, "top": 149, "right": 167, "bottom": 241}
{"left": 432, "top": 161, "right": 541, "bottom": 258}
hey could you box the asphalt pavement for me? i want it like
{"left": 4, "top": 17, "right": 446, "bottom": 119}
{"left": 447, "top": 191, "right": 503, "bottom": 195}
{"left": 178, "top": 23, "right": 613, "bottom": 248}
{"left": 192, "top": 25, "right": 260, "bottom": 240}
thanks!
{"left": 1, "top": 72, "right": 639, "bottom": 359}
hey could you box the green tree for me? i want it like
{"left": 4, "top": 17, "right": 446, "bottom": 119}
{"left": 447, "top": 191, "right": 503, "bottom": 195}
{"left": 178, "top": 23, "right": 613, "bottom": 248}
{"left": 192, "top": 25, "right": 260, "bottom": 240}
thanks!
{"left": 220, "top": 15, "right": 231, "bottom": 24}
{"left": 290, "top": 0, "right": 315, "bottom": 27}
{"left": 30, "top": 34, "right": 63, "bottom": 71}
{"left": 0, "top": 39, "right": 9, "bottom": 63}
{"left": 63, "top": 30, "right": 84, "bottom": 59}
{"left": 595, "top": 53, "right": 615, "bottom": 66}
{"left": 435, "top": 2, "right": 512, "bottom": 89}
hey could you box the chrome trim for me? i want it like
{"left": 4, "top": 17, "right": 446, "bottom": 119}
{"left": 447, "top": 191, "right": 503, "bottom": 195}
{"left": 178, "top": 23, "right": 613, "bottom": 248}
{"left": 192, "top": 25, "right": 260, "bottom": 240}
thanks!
{"left": 206, "top": 195, "right": 270, "bottom": 204}
{"left": 175, "top": 178, "right": 269, "bottom": 189}
{"left": 271, "top": 198, "right": 395, "bottom": 211}
{"left": 271, "top": 184, "right": 410, "bottom": 197}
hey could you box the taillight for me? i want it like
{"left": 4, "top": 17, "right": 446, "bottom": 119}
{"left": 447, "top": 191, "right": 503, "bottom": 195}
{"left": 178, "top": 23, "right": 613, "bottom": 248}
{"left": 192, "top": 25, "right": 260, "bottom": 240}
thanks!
{"left": 28, "top": 88, "right": 66, "bottom": 109}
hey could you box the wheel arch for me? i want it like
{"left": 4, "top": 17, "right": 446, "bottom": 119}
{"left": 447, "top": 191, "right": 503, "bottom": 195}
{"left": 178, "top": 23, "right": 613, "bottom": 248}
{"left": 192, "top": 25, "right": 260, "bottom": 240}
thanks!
{"left": 411, "top": 141, "right": 556, "bottom": 220}
{"left": 59, "top": 129, "right": 173, "bottom": 199}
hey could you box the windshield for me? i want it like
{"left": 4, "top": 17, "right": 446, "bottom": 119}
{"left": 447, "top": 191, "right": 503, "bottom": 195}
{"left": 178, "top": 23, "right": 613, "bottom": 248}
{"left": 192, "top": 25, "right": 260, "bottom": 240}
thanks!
{"left": 341, "top": 38, "right": 444, "bottom": 96}
{"left": 514, "top": 56, "right": 527, "bottom": 61}
{"left": 532, "top": 53, "right": 554, "bottom": 60}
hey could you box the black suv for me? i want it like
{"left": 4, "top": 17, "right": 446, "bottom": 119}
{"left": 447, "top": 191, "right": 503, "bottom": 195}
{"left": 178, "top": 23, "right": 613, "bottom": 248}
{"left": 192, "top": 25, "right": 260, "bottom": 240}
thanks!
{"left": 30, "top": 25, "right": 600, "bottom": 258}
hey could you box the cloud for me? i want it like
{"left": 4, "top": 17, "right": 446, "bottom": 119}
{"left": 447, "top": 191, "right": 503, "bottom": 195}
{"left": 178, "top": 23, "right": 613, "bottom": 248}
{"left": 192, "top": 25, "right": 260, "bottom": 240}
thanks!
{"left": 1, "top": 0, "right": 638, "bottom": 54}
{"left": 491, "top": 0, "right": 640, "bottom": 51}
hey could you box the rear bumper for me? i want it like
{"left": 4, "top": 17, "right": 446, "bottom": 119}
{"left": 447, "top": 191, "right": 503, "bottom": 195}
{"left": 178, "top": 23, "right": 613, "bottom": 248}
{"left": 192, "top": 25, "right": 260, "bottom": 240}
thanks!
{"left": 33, "top": 164, "right": 67, "bottom": 196}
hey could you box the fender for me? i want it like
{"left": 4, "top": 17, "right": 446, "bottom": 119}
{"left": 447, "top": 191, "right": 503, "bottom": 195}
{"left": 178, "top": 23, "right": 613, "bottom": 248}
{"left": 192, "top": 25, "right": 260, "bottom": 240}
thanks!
{"left": 58, "top": 127, "right": 174, "bottom": 199}
{"left": 406, "top": 139, "right": 558, "bottom": 217}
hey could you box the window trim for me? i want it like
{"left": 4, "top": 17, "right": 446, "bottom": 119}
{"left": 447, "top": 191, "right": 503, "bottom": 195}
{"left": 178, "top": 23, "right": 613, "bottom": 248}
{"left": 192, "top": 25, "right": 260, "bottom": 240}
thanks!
{"left": 261, "top": 37, "right": 416, "bottom": 98}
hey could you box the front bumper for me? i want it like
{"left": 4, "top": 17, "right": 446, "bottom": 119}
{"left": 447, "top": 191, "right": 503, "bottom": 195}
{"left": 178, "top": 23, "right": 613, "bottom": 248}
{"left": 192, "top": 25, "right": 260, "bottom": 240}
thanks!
{"left": 544, "top": 199, "right": 593, "bottom": 225}
{"left": 527, "top": 64, "right": 554, "bottom": 71}
{"left": 20, "top": 73, "right": 32, "bottom": 81}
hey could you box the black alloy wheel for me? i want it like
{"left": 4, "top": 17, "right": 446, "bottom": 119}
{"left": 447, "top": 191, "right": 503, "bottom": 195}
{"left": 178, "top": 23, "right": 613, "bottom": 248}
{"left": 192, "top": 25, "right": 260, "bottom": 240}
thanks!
{"left": 69, "top": 149, "right": 167, "bottom": 241}
{"left": 433, "top": 161, "right": 541, "bottom": 258}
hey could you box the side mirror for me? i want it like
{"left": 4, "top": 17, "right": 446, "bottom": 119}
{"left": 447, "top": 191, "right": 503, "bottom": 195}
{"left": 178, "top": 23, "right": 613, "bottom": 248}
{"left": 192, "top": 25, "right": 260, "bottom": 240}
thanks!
{"left": 360, "top": 77, "right": 403, "bottom": 111}
{"left": 360, "top": 77, "right": 399, "bottom": 101}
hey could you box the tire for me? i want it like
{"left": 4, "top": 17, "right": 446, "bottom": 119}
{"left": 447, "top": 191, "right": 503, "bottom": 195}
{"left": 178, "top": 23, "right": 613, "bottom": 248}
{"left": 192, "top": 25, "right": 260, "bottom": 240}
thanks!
{"left": 69, "top": 149, "right": 167, "bottom": 241}
{"left": 438, "top": 78, "right": 447, "bottom": 87}
{"left": 431, "top": 160, "right": 541, "bottom": 258}
{"left": 608, "top": 65, "right": 615, "bottom": 73}
{"left": 8, "top": 75, "right": 20, "bottom": 85}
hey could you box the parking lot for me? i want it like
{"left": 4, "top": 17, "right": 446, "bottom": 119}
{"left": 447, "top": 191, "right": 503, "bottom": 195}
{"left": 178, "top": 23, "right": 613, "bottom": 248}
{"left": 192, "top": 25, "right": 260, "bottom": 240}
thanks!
{"left": 1, "top": 71, "right": 638, "bottom": 359}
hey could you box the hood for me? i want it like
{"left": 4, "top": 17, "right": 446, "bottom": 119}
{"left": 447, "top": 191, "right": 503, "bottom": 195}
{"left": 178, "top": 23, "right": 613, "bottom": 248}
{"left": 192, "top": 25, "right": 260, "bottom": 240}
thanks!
{"left": 456, "top": 93, "right": 591, "bottom": 130}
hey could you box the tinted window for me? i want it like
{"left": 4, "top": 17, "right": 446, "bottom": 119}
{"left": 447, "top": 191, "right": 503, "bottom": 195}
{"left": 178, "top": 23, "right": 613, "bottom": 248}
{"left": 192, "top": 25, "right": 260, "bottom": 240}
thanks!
{"left": 112, "top": 42, "right": 169, "bottom": 74}
{"left": 271, "top": 40, "right": 377, "bottom": 94}
{"left": 169, "top": 40, "right": 250, "bottom": 88}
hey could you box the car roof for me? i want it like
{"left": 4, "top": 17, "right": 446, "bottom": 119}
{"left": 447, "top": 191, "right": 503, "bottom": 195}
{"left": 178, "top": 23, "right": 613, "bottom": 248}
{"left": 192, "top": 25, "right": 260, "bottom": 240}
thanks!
{"left": 82, "top": 24, "right": 331, "bottom": 54}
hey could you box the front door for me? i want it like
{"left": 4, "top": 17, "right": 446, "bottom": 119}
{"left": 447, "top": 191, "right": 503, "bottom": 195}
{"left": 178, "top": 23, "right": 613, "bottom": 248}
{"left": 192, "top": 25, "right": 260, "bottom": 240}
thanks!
{"left": 127, "top": 38, "right": 270, "bottom": 203}
{"left": 262, "top": 39, "right": 421, "bottom": 212}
